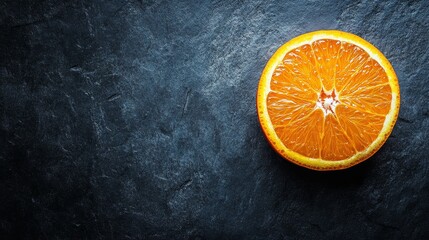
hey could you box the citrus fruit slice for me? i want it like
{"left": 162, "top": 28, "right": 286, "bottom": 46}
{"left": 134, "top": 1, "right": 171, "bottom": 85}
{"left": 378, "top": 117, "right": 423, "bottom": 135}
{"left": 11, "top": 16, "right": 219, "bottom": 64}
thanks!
{"left": 257, "top": 30, "right": 400, "bottom": 170}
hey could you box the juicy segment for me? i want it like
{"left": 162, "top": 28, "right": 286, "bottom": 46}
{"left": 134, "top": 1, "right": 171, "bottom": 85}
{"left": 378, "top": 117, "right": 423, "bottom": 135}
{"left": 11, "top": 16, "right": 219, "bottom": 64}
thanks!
{"left": 267, "top": 39, "right": 392, "bottom": 161}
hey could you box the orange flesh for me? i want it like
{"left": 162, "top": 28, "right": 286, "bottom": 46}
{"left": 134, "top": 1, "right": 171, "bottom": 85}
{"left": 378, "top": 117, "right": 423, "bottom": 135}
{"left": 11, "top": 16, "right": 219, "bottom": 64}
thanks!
{"left": 267, "top": 39, "right": 392, "bottom": 161}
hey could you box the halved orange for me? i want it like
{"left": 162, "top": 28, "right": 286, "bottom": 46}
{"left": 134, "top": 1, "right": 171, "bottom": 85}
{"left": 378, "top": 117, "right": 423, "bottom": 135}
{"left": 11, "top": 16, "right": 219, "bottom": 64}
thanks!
{"left": 257, "top": 30, "right": 400, "bottom": 170}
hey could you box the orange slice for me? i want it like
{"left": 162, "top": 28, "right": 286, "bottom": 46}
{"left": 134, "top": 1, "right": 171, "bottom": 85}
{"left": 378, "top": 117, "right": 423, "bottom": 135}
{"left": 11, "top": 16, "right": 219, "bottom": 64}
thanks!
{"left": 257, "top": 30, "right": 400, "bottom": 170}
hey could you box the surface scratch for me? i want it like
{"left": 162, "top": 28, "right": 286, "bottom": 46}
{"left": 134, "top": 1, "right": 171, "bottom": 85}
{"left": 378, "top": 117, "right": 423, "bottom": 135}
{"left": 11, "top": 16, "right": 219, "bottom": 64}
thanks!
{"left": 107, "top": 93, "right": 122, "bottom": 102}
{"left": 181, "top": 88, "right": 191, "bottom": 117}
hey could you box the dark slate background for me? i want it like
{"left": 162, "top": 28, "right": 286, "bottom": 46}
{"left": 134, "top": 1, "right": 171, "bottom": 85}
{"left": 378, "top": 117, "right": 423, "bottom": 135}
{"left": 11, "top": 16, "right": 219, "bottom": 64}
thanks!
{"left": 1, "top": 0, "right": 429, "bottom": 239}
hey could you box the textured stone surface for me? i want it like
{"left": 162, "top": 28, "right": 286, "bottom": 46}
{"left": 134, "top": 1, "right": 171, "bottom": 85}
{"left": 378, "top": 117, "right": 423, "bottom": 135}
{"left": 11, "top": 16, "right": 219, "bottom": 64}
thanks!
{"left": 1, "top": 0, "right": 428, "bottom": 239}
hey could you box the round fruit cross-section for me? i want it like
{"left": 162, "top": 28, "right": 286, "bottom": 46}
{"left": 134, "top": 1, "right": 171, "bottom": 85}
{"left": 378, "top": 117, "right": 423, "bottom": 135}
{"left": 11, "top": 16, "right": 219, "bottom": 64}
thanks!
{"left": 257, "top": 30, "right": 400, "bottom": 171}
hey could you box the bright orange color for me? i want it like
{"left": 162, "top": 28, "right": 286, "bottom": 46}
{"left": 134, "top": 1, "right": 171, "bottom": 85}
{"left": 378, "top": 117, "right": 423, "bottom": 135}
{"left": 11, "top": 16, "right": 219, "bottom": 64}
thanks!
{"left": 257, "top": 30, "right": 400, "bottom": 170}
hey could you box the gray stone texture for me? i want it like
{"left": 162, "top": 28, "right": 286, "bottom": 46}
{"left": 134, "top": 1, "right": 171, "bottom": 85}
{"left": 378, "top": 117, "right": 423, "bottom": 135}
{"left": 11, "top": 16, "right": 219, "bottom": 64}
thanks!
{"left": 1, "top": 0, "right": 428, "bottom": 239}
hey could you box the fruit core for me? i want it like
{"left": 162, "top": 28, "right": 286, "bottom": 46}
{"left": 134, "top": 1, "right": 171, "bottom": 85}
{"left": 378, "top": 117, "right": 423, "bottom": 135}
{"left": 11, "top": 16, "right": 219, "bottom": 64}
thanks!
{"left": 316, "top": 88, "right": 340, "bottom": 116}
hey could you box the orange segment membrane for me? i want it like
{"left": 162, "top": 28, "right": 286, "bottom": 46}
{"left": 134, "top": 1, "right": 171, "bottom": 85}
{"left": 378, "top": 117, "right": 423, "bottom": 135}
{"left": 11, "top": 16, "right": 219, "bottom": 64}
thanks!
{"left": 266, "top": 39, "right": 391, "bottom": 161}
{"left": 312, "top": 39, "right": 341, "bottom": 91}
{"left": 267, "top": 92, "right": 315, "bottom": 126}
{"left": 321, "top": 114, "right": 356, "bottom": 160}
{"left": 271, "top": 44, "right": 322, "bottom": 95}
{"left": 335, "top": 105, "right": 385, "bottom": 152}
{"left": 274, "top": 109, "right": 324, "bottom": 159}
